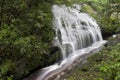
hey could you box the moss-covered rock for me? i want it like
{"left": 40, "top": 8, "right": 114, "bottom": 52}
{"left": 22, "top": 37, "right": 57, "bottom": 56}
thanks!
{"left": 82, "top": 4, "right": 97, "bottom": 18}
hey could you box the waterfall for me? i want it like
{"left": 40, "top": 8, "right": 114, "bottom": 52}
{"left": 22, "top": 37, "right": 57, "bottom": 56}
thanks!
{"left": 52, "top": 4, "right": 103, "bottom": 59}
{"left": 25, "top": 4, "right": 106, "bottom": 80}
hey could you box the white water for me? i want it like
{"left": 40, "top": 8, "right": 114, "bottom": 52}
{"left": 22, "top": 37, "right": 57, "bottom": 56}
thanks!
{"left": 52, "top": 4, "right": 103, "bottom": 59}
{"left": 25, "top": 4, "right": 106, "bottom": 80}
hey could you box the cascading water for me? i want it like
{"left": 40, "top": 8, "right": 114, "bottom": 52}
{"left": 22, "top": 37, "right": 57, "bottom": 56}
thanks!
{"left": 52, "top": 4, "right": 103, "bottom": 59}
{"left": 24, "top": 4, "right": 106, "bottom": 80}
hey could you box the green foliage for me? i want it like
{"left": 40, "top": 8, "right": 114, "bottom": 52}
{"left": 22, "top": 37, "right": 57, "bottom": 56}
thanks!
{"left": 0, "top": 60, "right": 15, "bottom": 75}
{"left": 66, "top": 41, "right": 120, "bottom": 80}
{"left": 0, "top": 60, "right": 15, "bottom": 80}
{"left": 82, "top": 4, "right": 97, "bottom": 18}
{"left": 0, "top": 0, "right": 56, "bottom": 79}
{"left": 84, "top": 0, "right": 120, "bottom": 38}
{"left": 97, "top": 44, "right": 120, "bottom": 80}
{"left": 53, "top": 0, "right": 81, "bottom": 5}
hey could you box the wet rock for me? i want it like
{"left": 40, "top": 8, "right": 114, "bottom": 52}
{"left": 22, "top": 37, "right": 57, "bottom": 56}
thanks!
{"left": 60, "top": 72, "right": 65, "bottom": 76}
{"left": 95, "top": 58, "right": 102, "bottom": 62}
{"left": 49, "top": 46, "right": 60, "bottom": 55}
{"left": 106, "top": 34, "right": 120, "bottom": 46}
{"left": 68, "top": 66, "right": 72, "bottom": 70}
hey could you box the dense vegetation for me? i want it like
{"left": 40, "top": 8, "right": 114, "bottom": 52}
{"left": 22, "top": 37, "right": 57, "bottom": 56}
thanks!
{"left": 65, "top": 35, "right": 120, "bottom": 80}
{"left": 0, "top": 0, "right": 120, "bottom": 80}
{"left": 82, "top": 0, "right": 120, "bottom": 38}
{"left": 0, "top": 0, "right": 56, "bottom": 79}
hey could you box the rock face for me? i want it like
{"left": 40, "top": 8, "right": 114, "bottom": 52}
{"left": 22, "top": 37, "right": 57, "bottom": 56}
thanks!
{"left": 106, "top": 34, "right": 120, "bottom": 46}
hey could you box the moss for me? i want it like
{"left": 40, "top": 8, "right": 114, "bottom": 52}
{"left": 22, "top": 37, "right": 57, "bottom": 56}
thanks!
{"left": 82, "top": 4, "right": 97, "bottom": 18}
